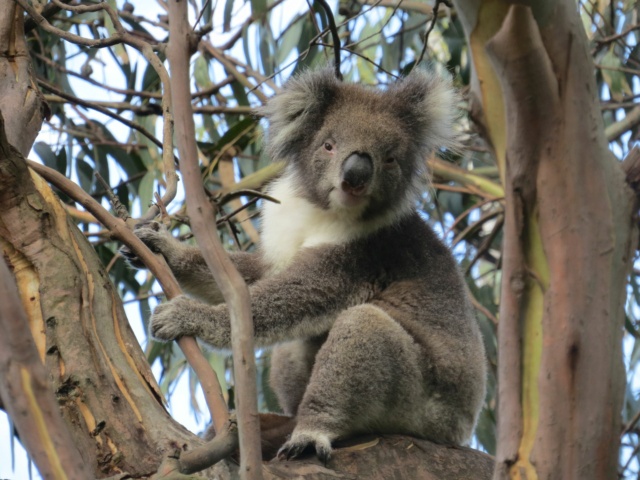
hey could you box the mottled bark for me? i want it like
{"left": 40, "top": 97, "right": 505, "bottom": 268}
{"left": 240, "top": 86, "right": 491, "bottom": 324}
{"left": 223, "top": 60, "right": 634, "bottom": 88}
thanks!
{"left": 0, "top": 116, "right": 209, "bottom": 477}
{"left": 453, "top": 1, "right": 637, "bottom": 479}
{"left": 0, "top": 0, "right": 47, "bottom": 154}
{"left": 0, "top": 228, "right": 90, "bottom": 479}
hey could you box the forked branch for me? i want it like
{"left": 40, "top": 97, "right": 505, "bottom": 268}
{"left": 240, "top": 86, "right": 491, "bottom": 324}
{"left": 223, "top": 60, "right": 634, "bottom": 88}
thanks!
{"left": 26, "top": 160, "right": 230, "bottom": 435}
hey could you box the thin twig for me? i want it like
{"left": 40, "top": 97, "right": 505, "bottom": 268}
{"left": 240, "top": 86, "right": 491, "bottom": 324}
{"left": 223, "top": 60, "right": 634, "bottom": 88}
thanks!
{"left": 594, "top": 21, "right": 640, "bottom": 49}
{"left": 216, "top": 189, "right": 281, "bottom": 207}
{"left": 249, "top": 0, "right": 387, "bottom": 92}
{"left": 467, "top": 286, "right": 498, "bottom": 326}
{"left": 203, "top": 44, "right": 269, "bottom": 104}
{"left": 92, "top": 171, "right": 147, "bottom": 199}
{"left": 464, "top": 214, "right": 505, "bottom": 275}
{"left": 451, "top": 209, "right": 501, "bottom": 249}
{"left": 316, "top": 42, "right": 397, "bottom": 78}
{"left": 38, "top": 80, "right": 163, "bottom": 149}
{"left": 192, "top": 0, "right": 212, "bottom": 30}
{"left": 19, "top": 0, "right": 178, "bottom": 221}
{"left": 622, "top": 408, "right": 640, "bottom": 437}
{"left": 217, "top": 197, "right": 260, "bottom": 225}
{"left": 445, "top": 197, "right": 503, "bottom": 237}
{"left": 416, "top": 0, "right": 452, "bottom": 66}
{"left": 216, "top": 0, "right": 288, "bottom": 51}
{"left": 95, "top": 172, "right": 130, "bottom": 221}
{"left": 315, "top": 0, "right": 343, "bottom": 80}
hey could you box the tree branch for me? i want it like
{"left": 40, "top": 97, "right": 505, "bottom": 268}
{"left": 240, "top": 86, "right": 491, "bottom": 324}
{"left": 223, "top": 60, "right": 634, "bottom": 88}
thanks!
{"left": 315, "top": 0, "right": 343, "bottom": 80}
{"left": 605, "top": 104, "right": 640, "bottom": 142}
{"left": 355, "top": 0, "right": 434, "bottom": 15}
{"left": 25, "top": 160, "right": 230, "bottom": 437}
{"left": 38, "top": 79, "right": 164, "bottom": 148}
{"left": 166, "top": 1, "right": 262, "bottom": 478}
{"left": 20, "top": 0, "right": 178, "bottom": 221}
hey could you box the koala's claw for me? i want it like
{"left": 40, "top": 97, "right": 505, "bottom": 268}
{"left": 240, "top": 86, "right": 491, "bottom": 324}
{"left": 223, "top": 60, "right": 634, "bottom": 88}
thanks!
{"left": 119, "top": 221, "right": 166, "bottom": 268}
{"left": 277, "top": 431, "right": 332, "bottom": 464}
{"left": 119, "top": 244, "right": 142, "bottom": 268}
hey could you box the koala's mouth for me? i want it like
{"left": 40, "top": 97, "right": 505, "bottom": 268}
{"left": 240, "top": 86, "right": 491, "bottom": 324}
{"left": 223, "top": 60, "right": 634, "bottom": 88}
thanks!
{"left": 331, "top": 183, "right": 369, "bottom": 209}
{"left": 341, "top": 181, "right": 367, "bottom": 197}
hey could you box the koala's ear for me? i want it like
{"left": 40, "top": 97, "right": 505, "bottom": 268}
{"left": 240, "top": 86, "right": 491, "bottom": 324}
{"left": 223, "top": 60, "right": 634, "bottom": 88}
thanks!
{"left": 390, "top": 69, "right": 460, "bottom": 153}
{"left": 258, "top": 68, "right": 339, "bottom": 162}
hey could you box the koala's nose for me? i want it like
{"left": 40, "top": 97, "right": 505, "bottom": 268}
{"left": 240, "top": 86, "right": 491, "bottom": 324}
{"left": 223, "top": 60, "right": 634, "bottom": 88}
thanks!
{"left": 341, "top": 153, "right": 373, "bottom": 195}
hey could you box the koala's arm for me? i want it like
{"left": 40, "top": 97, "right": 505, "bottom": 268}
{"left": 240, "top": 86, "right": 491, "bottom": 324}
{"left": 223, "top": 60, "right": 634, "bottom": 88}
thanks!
{"left": 150, "top": 246, "right": 370, "bottom": 347}
{"left": 122, "top": 222, "right": 264, "bottom": 304}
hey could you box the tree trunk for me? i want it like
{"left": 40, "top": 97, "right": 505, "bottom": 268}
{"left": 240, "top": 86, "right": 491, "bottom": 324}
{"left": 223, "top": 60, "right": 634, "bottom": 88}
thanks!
{"left": 0, "top": 0, "right": 47, "bottom": 155}
{"left": 0, "top": 112, "right": 226, "bottom": 477}
{"left": 263, "top": 436, "right": 493, "bottom": 480}
{"left": 0, "top": 1, "right": 218, "bottom": 477}
{"left": 452, "top": 1, "right": 637, "bottom": 478}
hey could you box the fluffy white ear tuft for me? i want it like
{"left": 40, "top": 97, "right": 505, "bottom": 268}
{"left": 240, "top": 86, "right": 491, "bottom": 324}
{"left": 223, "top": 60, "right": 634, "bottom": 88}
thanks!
{"left": 257, "top": 68, "right": 339, "bottom": 162}
{"left": 390, "top": 69, "right": 461, "bottom": 154}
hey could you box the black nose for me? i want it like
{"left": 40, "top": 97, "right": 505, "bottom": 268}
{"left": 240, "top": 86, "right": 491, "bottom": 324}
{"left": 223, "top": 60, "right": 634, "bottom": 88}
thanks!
{"left": 342, "top": 153, "right": 373, "bottom": 190}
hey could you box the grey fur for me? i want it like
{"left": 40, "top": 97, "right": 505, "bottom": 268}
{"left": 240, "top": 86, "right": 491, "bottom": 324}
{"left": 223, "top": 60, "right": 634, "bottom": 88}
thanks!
{"left": 124, "top": 68, "right": 486, "bottom": 461}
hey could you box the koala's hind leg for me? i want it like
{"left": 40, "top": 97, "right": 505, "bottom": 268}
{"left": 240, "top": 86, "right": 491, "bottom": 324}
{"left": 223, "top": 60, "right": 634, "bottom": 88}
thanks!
{"left": 269, "top": 336, "right": 325, "bottom": 416}
{"left": 278, "top": 304, "right": 425, "bottom": 461}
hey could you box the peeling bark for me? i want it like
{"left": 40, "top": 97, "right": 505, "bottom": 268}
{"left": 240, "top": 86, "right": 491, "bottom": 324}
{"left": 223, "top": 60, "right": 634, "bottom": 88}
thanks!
{"left": 0, "top": 116, "right": 207, "bottom": 477}
{"left": 0, "top": 218, "right": 90, "bottom": 478}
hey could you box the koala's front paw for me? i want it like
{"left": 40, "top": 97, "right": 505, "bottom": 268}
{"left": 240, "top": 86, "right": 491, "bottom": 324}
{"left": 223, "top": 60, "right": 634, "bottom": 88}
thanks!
{"left": 277, "top": 429, "right": 332, "bottom": 463}
{"left": 150, "top": 295, "right": 203, "bottom": 342}
{"left": 119, "top": 221, "right": 170, "bottom": 268}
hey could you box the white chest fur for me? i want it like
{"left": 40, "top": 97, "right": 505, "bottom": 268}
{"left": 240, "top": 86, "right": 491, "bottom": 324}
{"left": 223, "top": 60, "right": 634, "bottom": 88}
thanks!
{"left": 260, "top": 169, "right": 414, "bottom": 274}
{"left": 260, "top": 172, "right": 362, "bottom": 274}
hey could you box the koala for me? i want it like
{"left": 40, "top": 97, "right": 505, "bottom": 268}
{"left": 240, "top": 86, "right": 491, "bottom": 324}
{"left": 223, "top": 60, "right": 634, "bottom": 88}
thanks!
{"left": 122, "top": 68, "right": 486, "bottom": 462}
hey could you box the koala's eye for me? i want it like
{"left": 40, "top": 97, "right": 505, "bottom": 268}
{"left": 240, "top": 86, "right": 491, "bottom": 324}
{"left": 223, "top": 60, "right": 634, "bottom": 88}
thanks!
{"left": 384, "top": 157, "right": 396, "bottom": 164}
{"left": 324, "top": 142, "right": 333, "bottom": 152}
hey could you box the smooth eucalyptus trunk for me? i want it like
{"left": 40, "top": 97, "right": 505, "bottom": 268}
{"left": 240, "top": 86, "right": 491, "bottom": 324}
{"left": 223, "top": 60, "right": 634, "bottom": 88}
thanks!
{"left": 452, "top": 1, "right": 637, "bottom": 478}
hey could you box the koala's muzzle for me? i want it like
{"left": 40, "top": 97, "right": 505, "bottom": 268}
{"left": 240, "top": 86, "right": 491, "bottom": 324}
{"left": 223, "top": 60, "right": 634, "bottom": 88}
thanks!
{"left": 341, "top": 153, "right": 373, "bottom": 196}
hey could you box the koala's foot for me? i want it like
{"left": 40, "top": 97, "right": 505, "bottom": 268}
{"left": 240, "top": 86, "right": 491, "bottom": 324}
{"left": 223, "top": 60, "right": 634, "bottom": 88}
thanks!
{"left": 277, "top": 429, "right": 332, "bottom": 463}
{"left": 119, "top": 221, "right": 169, "bottom": 268}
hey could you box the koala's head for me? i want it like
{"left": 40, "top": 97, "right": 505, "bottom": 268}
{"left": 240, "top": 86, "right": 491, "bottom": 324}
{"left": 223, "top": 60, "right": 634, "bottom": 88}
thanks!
{"left": 259, "top": 68, "right": 459, "bottom": 221}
